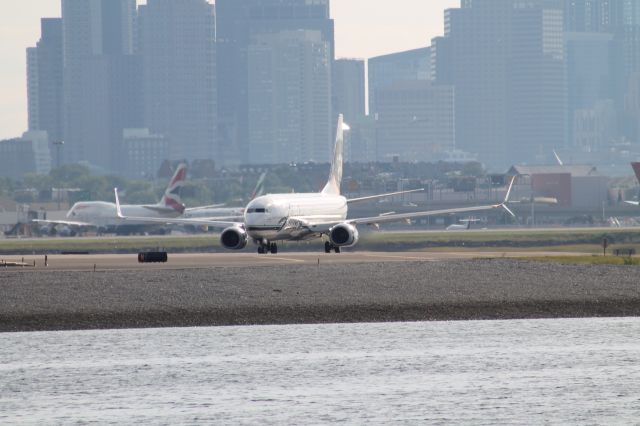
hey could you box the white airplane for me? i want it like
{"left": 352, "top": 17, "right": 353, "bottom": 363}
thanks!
{"left": 115, "top": 115, "right": 515, "bottom": 253}
{"left": 446, "top": 218, "right": 481, "bottom": 231}
{"left": 34, "top": 164, "right": 188, "bottom": 235}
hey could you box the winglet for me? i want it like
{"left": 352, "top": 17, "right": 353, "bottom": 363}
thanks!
{"left": 114, "top": 188, "right": 124, "bottom": 219}
{"left": 494, "top": 176, "right": 517, "bottom": 218}
{"left": 553, "top": 150, "right": 563, "bottom": 166}
{"left": 504, "top": 175, "right": 515, "bottom": 204}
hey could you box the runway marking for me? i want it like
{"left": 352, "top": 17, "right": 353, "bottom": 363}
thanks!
{"left": 358, "top": 253, "right": 437, "bottom": 261}
{"left": 252, "top": 255, "right": 306, "bottom": 263}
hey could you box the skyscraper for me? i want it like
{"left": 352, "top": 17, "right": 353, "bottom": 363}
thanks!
{"left": 437, "top": 2, "right": 512, "bottom": 168}
{"left": 332, "top": 58, "right": 366, "bottom": 163}
{"left": 332, "top": 59, "right": 365, "bottom": 125}
{"left": 138, "top": 0, "right": 217, "bottom": 162}
{"left": 565, "top": 32, "right": 615, "bottom": 148}
{"left": 367, "top": 47, "right": 431, "bottom": 116}
{"left": 564, "top": 0, "right": 640, "bottom": 142}
{"left": 563, "top": 0, "right": 618, "bottom": 33}
{"left": 216, "top": 0, "right": 334, "bottom": 164}
{"left": 510, "top": 2, "right": 566, "bottom": 163}
{"left": 26, "top": 18, "right": 63, "bottom": 144}
{"left": 434, "top": 0, "right": 566, "bottom": 168}
{"left": 62, "top": 0, "right": 140, "bottom": 171}
{"left": 247, "top": 30, "right": 331, "bottom": 164}
{"left": 375, "top": 81, "right": 455, "bottom": 162}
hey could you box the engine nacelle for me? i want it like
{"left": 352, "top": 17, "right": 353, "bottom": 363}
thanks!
{"left": 329, "top": 223, "right": 359, "bottom": 247}
{"left": 220, "top": 227, "right": 248, "bottom": 250}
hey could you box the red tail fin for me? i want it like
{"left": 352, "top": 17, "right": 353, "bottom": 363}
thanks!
{"left": 632, "top": 163, "right": 640, "bottom": 184}
{"left": 161, "top": 164, "right": 187, "bottom": 213}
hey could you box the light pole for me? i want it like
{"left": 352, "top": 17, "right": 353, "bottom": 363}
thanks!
{"left": 53, "top": 140, "right": 64, "bottom": 169}
{"left": 53, "top": 140, "right": 64, "bottom": 210}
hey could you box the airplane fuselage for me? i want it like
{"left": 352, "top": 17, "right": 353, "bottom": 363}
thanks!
{"left": 243, "top": 193, "right": 347, "bottom": 242}
{"left": 183, "top": 207, "right": 245, "bottom": 219}
{"left": 68, "top": 201, "right": 180, "bottom": 228}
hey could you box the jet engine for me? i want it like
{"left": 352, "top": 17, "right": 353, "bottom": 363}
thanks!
{"left": 329, "top": 223, "right": 359, "bottom": 247}
{"left": 220, "top": 226, "right": 248, "bottom": 250}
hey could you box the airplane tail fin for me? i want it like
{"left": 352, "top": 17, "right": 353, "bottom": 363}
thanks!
{"left": 251, "top": 171, "right": 268, "bottom": 200}
{"left": 322, "top": 114, "right": 347, "bottom": 196}
{"left": 632, "top": 162, "right": 640, "bottom": 184}
{"left": 160, "top": 163, "right": 187, "bottom": 214}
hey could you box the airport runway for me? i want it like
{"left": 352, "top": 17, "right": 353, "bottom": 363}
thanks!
{"left": 0, "top": 250, "right": 585, "bottom": 271}
{"left": 2, "top": 250, "right": 638, "bottom": 332}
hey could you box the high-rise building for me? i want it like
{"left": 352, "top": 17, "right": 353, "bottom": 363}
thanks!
{"left": 434, "top": 0, "right": 566, "bottom": 169}
{"left": 375, "top": 81, "right": 455, "bottom": 162}
{"left": 332, "top": 59, "right": 365, "bottom": 124}
{"left": 122, "top": 128, "right": 170, "bottom": 179}
{"left": 430, "top": 36, "right": 453, "bottom": 84}
{"left": 26, "top": 18, "right": 63, "bottom": 144}
{"left": 437, "top": 2, "right": 513, "bottom": 168}
{"left": 332, "top": 58, "right": 366, "bottom": 163}
{"left": 510, "top": 2, "right": 566, "bottom": 164}
{"left": 367, "top": 47, "right": 431, "bottom": 116}
{"left": 564, "top": 0, "right": 640, "bottom": 142}
{"left": 138, "top": 0, "right": 217, "bottom": 163}
{"left": 574, "top": 100, "right": 617, "bottom": 151}
{"left": 247, "top": 30, "right": 331, "bottom": 164}
{"left": 0, "top": 132, "right": 51, "bottom": 179}
{"left": 61, "top": 0, "right": 140, "bottom": 171}
{"left": 565, "top": 32, "right": 614, "bottom": 147}
{"left": 563, "top": 0, "right": 619, "bottom": 33}
{"left": 216, "top": 0, "right": 334, "bottom": 164}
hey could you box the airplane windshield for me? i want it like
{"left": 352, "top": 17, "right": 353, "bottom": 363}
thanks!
{"left": 247, "top": 208, "right": 268, "bottom": 214}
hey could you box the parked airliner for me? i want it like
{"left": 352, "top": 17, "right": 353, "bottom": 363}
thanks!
{"left": 116, "top": 115, "right": 514, "bottom": 253}
{"left": 35, "top": 164, "right": 188, "bottom": 235}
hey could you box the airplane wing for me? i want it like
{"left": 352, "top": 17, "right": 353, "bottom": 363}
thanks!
{"left": 141, "top": 205, "right": 184, "bottom": 214}
{"left": 347, "top": 188, "right": 424, "bottom": 204}
{"left": 185, "top": 203, "right": 228, "bottom": 212}
{"left": 115, "top": 188, "right": 242, "bottom": 229}
{"left": 624, "top": 200, "right": 640, "bottom": 206}
{"left": 348, "top": 203, "right": 511, "bottom": 226}
{"left": 31, "top": 219, "right": 93, "bottom": 227}
{"left": 304, "top": 177, "right": 516, "bottom": 233}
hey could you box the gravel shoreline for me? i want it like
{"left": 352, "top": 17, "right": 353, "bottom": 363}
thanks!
{"left": 1, "top": 259, "right": 639, "bottom": 332}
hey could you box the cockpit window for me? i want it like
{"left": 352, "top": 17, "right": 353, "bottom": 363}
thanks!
{"left": 247, "top": 208, "right": 267, "bottom": 213}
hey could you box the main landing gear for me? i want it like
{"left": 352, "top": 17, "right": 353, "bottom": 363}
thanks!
{"left": 258, "top": 241, "right": 278, "bottom": 254}
{"left": 324, "top": 241, "right": 341, "bottom": 254}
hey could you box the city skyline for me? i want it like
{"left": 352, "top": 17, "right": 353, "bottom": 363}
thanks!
{"left": 0, "top": 0, "right": 457, "bottom": 140}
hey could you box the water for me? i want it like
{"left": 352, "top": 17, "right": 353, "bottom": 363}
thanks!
{"left": 1, "top": 318, "right": 640, "bottom": 424}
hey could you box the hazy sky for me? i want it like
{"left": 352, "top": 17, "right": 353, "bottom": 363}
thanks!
{"left": 0, "top": 0, "right": 458, "bottom": 140}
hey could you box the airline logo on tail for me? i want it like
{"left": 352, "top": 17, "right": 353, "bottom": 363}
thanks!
{"left": 161, "top": 164, "right": 187, "bottom": 214}
{"left": 632, "top": 162, "right": 640, "bottom": 184}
